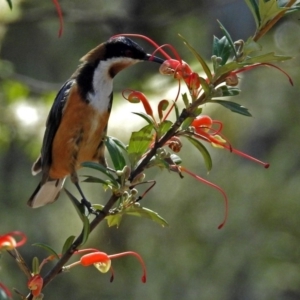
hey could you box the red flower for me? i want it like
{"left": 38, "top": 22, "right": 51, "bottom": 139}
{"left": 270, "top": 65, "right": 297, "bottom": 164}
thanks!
{"left": 65, "top": 249, "right": 147, "bottom": 283}
{"left": 191, "top": 115, "right": 270, "bottom": 168}
{"left": 0, "top": 231, "right": 27, "bottom": 251}
{"left": 28, "top": 274, "right": 43, "bottom": 297}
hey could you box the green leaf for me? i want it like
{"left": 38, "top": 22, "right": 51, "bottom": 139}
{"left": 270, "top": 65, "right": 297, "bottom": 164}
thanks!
{"left": 132, "top": 112, "right": 155, "bottom": 126}
{"left": 178, "top": 34, "right": 213, "bottom": 81}
{"left": 127, "top": 124, "right": 154, "bottom": 167}
{"left": 214, "top": 52, "right": 292, "bottom": 79}
{"left": 212, "top": 35, "right": 231, "bottom": 65}
{"left": 64, "top": 188, "right": 88, "bottom": 222}
{"left": 258, "top": 0, "right": 289, "bottom": 29}
{"left": 6, "top": 0, "right": 12, "bottom": 10}
{"left": 244, "top": 0, "right": 260, "bottom": 26}
{"left": 107, "top": 136, "right": 127, "bottom": 151}
{"left": 182, "top": 93, "right": 190, "bottom": 108}
{"left": 181, "top": 117, "right": 195, "bottom": 130}
{"left": 80, "top": 216, "right": 90, "bottom": 246}
{"left": 81, "top": 162, "right": 118, "bottom": 184}
{"left": 32, "top": 257, "right": 39, "bottom": 275}
{"left": 106, "top": 205, "right": 168, "bottom": 227}
{"left": 183, "top": 136, "right": 212, "bottom": 171}
{"left": 105, "top": 136, "right": 127, "bottom": 171}
{"left": 174, "top": 102, "right": 180, "bottom": 119}
{"left": 157, "top": 120, "right": 173, "bottom": 139}
{"left": 124, "top": 205, "right": 168, "bottom": 227}
{"left": 106, "top": 214, "right": 123, "bottom": 228}
{"left": 62, "top": 236, "right": 76, "bottom": 255}
{"left": 81, "top": 175, "right": 111, "bottom": 185}
{"left": 199, "top": 77, "right": 211, "bottom": 97}
{"left": 216, "top": 86, "right": 240, "bottom": 97}
{"left": 243, "top": 37, "right": 262, "bottom": 57}
{"left": 217, "top": 20, "right": 238, "bottom": 60}
{"left": 32, "top": 243, "right": 60, "bottom": 260}
{"left": 211, "top": 100, "right": 252, "bottom": 116}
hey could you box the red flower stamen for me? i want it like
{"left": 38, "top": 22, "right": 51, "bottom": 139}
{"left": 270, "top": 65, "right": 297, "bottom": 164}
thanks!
{"left": 52, "top": 0, "right": 64, "bottom": 37}
{"left": 179, "top": 166, "right": 228, "bottom": 229}
{"left": 192, "top": 116, "right": 270, "bottom": 168}
{"left": 232, "top": 63, "right": 293, "bottom": 86}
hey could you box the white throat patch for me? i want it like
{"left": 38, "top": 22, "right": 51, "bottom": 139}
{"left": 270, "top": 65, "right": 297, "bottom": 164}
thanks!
{"left": 87, "top": 57, "right": 139, "bottom": 112}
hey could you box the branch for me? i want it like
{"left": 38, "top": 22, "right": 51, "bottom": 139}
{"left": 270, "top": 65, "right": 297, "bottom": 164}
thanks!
{"left": 26, "top": 193, "right": 120, "bottom": 299}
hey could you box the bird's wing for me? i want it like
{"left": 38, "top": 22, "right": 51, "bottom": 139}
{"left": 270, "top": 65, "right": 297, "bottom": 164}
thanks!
{"left": 40, "top": 79, "right": 75, "bottom": 181}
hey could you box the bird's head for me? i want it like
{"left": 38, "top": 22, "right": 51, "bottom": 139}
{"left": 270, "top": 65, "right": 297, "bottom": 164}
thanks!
{"left": 80, "top": 36, "right": 165, "bottom": 78}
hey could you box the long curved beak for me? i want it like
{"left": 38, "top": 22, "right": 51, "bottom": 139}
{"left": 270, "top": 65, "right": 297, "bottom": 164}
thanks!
{"left": 145, "top": 54, "right": 165, "bottom": 64}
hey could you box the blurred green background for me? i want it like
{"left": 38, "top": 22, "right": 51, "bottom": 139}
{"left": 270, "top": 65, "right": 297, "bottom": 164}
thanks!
{"left": 1, "top": 1, "right": 300, "bottom": 299}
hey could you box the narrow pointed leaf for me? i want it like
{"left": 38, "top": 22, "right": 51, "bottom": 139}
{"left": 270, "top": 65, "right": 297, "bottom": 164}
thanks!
{"left": 79, "top": 216, "right": 90, "bottom": 246}
{"left": 217, "top": 20, "right": 238, "bottom": 59}
{"left": 132, "top": 112, "right": 155, "bottom": 126}
{"left": 81, "top": 162, "right": 118, "bottom": 184}
{"left": 81, "top": 175, "right": 111, "bottom": 185}
{"left": 32, "top": 257, "right": 39, "bottom": 275}
{"left": 6, "top": 0, "right": 12, "bottom": 9}
{"left": 244, "top": 0, "right": 260, "bottom": 26}
{"left": 105, "top": 136, "right": 126, "bottom": 171}
{"left": 64, "top": 188, "right": 87, "bottom": 222}
{"left": 62, "top": 236, "right": 76, "bottom": 255}
{"left": 107, "top": 136, "right": 127, "bottom": 151}
{"left": 211, "top": 100, "right": 252, "bottom": 116}
{"left": 216, "top": 86, "right": 240, "bottom": 97}
{"left": 183, "top": 136, "right": 212, "bottom": 171}
{"left": 178, "top": 34, "right": 213, "bottom": 81}
{"left": 32, "top": 243, "right": 60, "bottom": 260}
{"left": 182, "top": 93, "right": 190, "bottom": 108}
{"left": 199, "top": 77, "right": 211, "bottom": 97}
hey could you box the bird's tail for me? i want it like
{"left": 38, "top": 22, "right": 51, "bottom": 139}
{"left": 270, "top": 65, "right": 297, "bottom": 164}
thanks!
{"left": 27, "top": 178, "right": 66, "bottom": 208}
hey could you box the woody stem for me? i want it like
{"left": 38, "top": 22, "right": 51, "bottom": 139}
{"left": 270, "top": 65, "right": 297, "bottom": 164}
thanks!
{"left": 26, "top": 193, "right": 119, "bottom": 299}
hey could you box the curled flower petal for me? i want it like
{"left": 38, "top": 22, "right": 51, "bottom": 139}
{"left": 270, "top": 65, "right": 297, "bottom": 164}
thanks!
{"left": 157, "top": 100, "right": 169, "bottom": 120}
{"left": 0, "top": 231, "right": 27, "bottom": 250}
{"left": 123, "top": 90, "right": 154, "bottom": 118}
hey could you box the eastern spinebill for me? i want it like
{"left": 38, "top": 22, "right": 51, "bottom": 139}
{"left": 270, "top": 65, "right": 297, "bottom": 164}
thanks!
{"left": 28, "top": 36, "right": 164, "bottom": 208}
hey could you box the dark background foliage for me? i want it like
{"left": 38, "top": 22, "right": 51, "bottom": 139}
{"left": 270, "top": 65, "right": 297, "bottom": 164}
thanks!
{"left": 1, "top": 1, "right": 300, "bottom": 299}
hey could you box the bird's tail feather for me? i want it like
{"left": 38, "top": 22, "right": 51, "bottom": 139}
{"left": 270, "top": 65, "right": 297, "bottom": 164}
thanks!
{"left": 27, "top": 178, "right": 66, "bottom": 208}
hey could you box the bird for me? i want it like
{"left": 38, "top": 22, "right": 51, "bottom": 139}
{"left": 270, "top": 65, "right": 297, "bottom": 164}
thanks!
{"left": 28, "top": 36, "right": 164, "bottom": 208}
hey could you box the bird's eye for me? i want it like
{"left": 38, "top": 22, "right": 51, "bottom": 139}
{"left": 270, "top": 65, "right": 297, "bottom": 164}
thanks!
{"left": 124, "top": 50, "right": 133, "bottom": 57}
